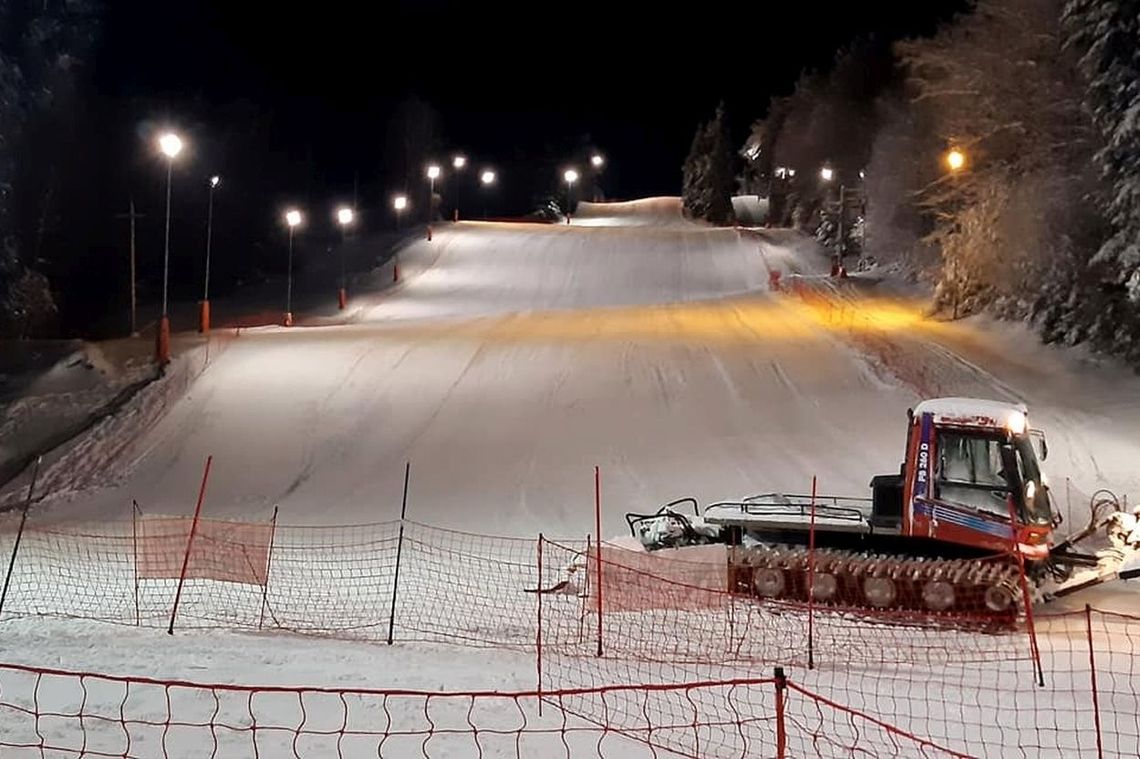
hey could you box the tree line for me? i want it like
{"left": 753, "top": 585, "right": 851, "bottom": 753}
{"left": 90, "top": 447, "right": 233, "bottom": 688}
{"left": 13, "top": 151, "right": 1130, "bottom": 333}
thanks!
{"left": 684, "top": 0, "right": 1140, "bottom": 366}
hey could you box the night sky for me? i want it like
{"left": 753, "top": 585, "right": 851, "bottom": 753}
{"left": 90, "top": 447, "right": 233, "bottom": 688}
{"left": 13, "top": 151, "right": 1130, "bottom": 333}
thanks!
{"left": 97, "top": 1, "right": 966, "bottom": 214}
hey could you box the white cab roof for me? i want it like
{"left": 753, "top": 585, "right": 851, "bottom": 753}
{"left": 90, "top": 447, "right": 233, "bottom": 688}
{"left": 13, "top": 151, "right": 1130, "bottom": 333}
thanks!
{"left": 913, "top": 397, "right": 1028, "bottom": 429}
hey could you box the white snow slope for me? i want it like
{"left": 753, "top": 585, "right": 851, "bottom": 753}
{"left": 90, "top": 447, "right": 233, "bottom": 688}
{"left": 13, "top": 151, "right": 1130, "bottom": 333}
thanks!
{"left": 12, "top": 197, "right": 1140, "bottom": 543}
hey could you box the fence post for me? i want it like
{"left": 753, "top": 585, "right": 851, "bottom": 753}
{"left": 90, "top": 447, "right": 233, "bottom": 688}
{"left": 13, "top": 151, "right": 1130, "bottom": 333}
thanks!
{"left": 1085, "top": 604, "right": 1105, "bottom": 759}
{"left": 578, "top": 534, "right": 591, "bottom": 645}
{"left": 774, "top": 666, "right": 787, "bottom": 759}
{"left": 807, "top": 475, "right": 817, "bottom": 670}
{"left": 1006, "top": 495, "right": 1045, "bottom": 687}
{"left": 1016, "top": 552, "right": 1045, "bottom": 687}
{"left": 387, "top": 461, "right": 411, "bottom": 646}
{"left": 536, "top": 533, "right": 544, "bottom": 716}
{"left": 258, "top": 507, "right": 279, "bottom": 631}
{"left": 594, "top": 465, "right": 604, "bottom": 658}
{"left": 168, "top": 455, "right": 213, "bottom": 635}
{"left": 0, "top": 456, "right": 42, "bottom": 619}
{"left": 132, "top": 500, "right": 141, "bottom": 626}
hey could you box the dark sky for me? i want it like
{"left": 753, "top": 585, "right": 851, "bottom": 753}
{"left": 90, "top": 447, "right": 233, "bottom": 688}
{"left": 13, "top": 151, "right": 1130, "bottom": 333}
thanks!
{"left": 96, "top": 0, "right": 965, "bottom": 214}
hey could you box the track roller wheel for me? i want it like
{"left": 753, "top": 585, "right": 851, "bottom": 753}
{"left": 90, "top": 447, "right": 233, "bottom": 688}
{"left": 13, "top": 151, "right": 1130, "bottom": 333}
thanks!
{"left": 753, "top": 568, "right": 786, "bottom": 597}
{"left": 921, "top": 580, "right": 956, "bottom": 611}
{"left": 863, "top": 576, "right": 897, "bottom": 607}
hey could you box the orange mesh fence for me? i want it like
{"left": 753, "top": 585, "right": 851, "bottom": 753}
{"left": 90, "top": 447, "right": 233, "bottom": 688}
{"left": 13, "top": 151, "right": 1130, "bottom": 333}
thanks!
{"left": 2, "top": 517, "right": 1139, "bottom": 755}
{"left": 0, "top": 662, "right": 980, "bottom": 759}
{"left": 783, "top": 679, "right": 973, "bottom": 758}
{"left": 0, "top": 516, "right": 583, "bottom": 647}
{"left": 0, "top": 662, "right": 791, "bottom": 758}
{"left": 540, "top": 538, "right": 1140, "bottom": 757}
{"left": 541, "top": 539, "right": 1032, "bottom": 676}
{"left": 778, "top": 608, "right": 1140, "bottom": 757}
{"left": 135, "top": 516, "right": 273, "bottom": 585}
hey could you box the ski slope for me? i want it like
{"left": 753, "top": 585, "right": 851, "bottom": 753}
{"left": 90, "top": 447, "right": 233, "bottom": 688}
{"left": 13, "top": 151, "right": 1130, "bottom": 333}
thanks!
{"left": 14, "top": 198, "right": 1140, "bottom": 543}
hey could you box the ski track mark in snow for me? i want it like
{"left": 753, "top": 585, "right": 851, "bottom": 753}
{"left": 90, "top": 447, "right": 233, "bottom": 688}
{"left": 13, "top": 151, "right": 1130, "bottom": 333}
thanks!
{"left": 921, "top": 341, "right": 1023, "bottom": 402}
{"left": 768, "top": 359, "right": 797, "bottom": 398}
{"left": 20, "top": 206, "right": 1140, "bottom": 539}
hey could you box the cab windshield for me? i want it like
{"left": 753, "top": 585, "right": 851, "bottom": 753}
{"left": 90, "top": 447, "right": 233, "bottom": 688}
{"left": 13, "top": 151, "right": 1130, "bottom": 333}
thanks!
{"left": 934, "top": 430, "right": 1052, "bottom": 524}
{"left": 1014, "top": 434, "right": 1052, "bottom": 524}
{"left": 935, "top": 432, "right": 1011, "bottom": 517}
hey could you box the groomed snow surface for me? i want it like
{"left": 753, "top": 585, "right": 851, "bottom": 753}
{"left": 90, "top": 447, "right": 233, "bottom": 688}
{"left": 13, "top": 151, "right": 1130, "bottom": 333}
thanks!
{"left": 2, "top": 197, "right": 1140, "bottom": 756}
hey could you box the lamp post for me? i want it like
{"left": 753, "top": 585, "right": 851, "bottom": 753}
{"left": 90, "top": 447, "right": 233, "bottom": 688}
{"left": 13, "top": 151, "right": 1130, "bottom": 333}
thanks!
{"left": 452, "top": 155, "right": 466, "bottom": 221}
{"left": 284, "top": 209, "right": 302, "bottom": 326}
{"left": 336, "top": 206, "right": 354, "bottom": 309}
{"left": 563, "top": 168, "right": 578, "bottom": 224}
{"left": 819, "top": 166, "right": 845, "bottom": 272}
{"left": 426, "top": 164, "right": 441, "bottom": 240}
{"left": 590, "top": 154, "right": 604, "bottom": 201}
{"left": 199, "top": 175, "right": 220, "bottom": 334}
{"left": 391, "top": 195, "right": 408, "bottom": 282}
{"left": 155, "top": 132, "right": 183, "bottom": 365}
{"left": 480, "top": 170, "right": 495, "bottom": 220}
{"left": 944, "top": 148, "right": 967, "bottom": 318}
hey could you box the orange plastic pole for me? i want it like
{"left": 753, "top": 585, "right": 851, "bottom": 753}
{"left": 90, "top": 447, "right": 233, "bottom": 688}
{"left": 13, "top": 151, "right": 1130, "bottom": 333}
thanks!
{"left": 774, "top": 667, "right": 787, "bottom": 759}
{"left": 155, "top": 315, "right": 171, "bottom": 365}
{"left": 167, "top": 455, "right": 212, "bottom": 635}
{"left": 1006, "top": 495, "right": 1045, "bottom": 686}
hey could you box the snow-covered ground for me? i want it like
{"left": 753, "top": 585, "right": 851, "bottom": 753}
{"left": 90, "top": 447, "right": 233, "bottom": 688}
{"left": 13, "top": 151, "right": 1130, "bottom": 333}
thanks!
{"left": 2, "top": 197, "right": 1140, "bottom": 755}
{"left": 6, "top": 197, "right": 1139, "bottom": 540}
{"left": 0, "top": 339, "right": 157, "bottom": 490}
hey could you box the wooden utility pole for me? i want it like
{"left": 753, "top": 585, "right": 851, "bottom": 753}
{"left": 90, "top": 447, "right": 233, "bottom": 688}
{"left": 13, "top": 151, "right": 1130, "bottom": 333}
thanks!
{"left": 115, "top": 199, "right": 145, "bottom": 337}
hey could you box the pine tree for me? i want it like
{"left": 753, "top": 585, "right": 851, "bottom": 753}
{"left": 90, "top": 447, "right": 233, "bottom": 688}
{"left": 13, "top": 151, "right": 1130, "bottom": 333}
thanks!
{"left": 704, "top": 104, "right": 736, "bottom": 225}
{"left": 682, "top": 105, "right": 735, "bottom": 225}
{"left": 0, "top": 20, "right": 29, "bottom": 334}
{"left": 0, "top": 0, "right": 101, "bottom": 337}
{"left": 1064, "top": 0, "right": 1140, "bottom": 305}
{"left": 682, "top": 119, "right": 712, "bottom": 219}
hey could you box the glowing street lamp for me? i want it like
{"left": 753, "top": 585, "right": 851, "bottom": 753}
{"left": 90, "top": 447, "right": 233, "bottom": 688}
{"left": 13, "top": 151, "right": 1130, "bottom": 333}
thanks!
{"left": 154, "top": 131, "right": 184, "bottom": 364}
{"left": 820, "top": 166, "right": 834, "bottom": 182}
{"left": 284, "top": 209, "right": 302, "bottom": 326}
{"left": 393, "top": 194, "right": 408, "bottom": 229}
{"left": 452, "top": 155, "right": 467, "bottom": 220}
{"left": 480, "top": 169, "right": 496, "bottom": 219}
{"left": 391, "top": 195, "right": 409, "bottom": 282}
{"left": 946, "top": 148, "right": 966, "bottom": 172}
{"left": 199, "top": 175, "right": 220, "bottom": 334}
{"left": 158, "top": 133, "right": 183, "bottom": 160}
{"left": 591, "top": 154, "right": 604, "bottom": 169}
{"left": 335, "top": 206, "right": 354, "bottom": 309}
{"left": 426, "top": 164, "right": 441, "bottom": 238}
{"left": 564, "top": 168, "right": 579, "bottom": 224}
